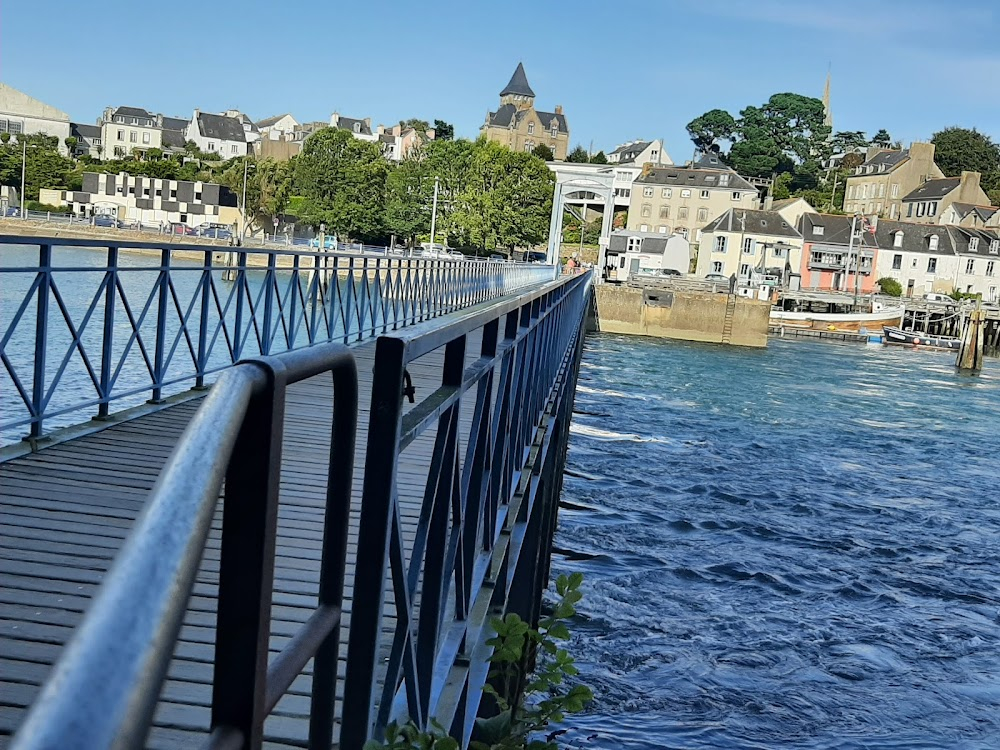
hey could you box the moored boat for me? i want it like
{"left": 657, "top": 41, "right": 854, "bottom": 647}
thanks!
{"left": 770, "top": 291, "right": 904, "bottom": 333}
{"left": 882, "top": 325, "right": 961, "bottom": 350}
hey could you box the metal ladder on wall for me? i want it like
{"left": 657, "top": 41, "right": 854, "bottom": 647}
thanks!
{"left": 721, "top": 294, "right": 737, "bottom": 345}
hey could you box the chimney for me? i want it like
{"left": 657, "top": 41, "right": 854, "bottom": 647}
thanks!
{"left": 330, "top": 112, "right": 339, "bottom": 127}
{"left": 555, "top": 105, "right": 563, "bottom": 115}
{"left": 959, "top": 170, "right": 981, "bottom": 198}
{"left": 193, "top": 108, "right": 200, "bottom": 119}
{"left": 364, "top": 117, "right": 371, "bottom": 129}
{"left": 641, "top": 162, "right": 654, "bottom": 178}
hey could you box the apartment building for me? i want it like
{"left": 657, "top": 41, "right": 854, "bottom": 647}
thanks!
{"left": 946, "top": 226, "right": 1000, "bottom": 300}
{"left": 0, "top": 83, "right": 71, "bottom": 153}
{"left": 481, "top": 63, "right": 569, "bottom": 160}
{"left": 257, "top": 114, "right": 299, "bottom": 140}
{"left": 796, "top": 213, "right": 880, "bottom": 293}
{"left": 696, "top": 208, "right": 802, "bottom": 280}
{"left": 185, "top": 110, "right": 248, "bottom": 158}
{"left": 871, "top": 221, "right": 960, "bottom": 297}
{"left": 69, "top": 123, "right": 102, "bottom": 158}
{"left": 843, "top": 142, "right": 943, "bottom": 219}
{"left": 900, "top": 171, "right": 990, "bottom": 223}
{"left": 607, "top": 139, "right": 671, "bottom": 166}
{"left": 939, "top": 202, "right": 1000, "bottom": 228}
{"left": 101, "top": 106, "right": 163, "bottom": 159}
{"left": 626, "top": 163, "right": 760, "bottom": 240}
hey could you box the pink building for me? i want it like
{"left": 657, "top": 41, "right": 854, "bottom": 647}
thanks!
{"left": 797, "top": 213, "right": 880, "bottom": 293}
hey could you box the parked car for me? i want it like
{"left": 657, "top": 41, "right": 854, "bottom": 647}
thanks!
{"left": 923, "top": 292, "right": 957, "bottom": 306}
{"left": 93, "top": 214, "right": 120, "bottom": 228}
{"left": 658, "top": 268, "right": 682, "bottom": 276}
{"left": 309, "top": 236, "right": 336, "bottom": 250}
{"left": 170, "top": 223, "right": 197, "bottom": 236}
{"left": 2, "top": 206, "right": 19, "bottom": 217}
{"left": 199, "top": 225, "right": 233, "bottom": 240}
{"left": 705, "top": 273, "right": 729, "bottom": 282}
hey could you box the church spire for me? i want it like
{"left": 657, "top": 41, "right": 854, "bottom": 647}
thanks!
{"left": 823, "top": 66, "right": 833, "bottom": 130}
{"left": 500, "top": 62, "right": 535, "bottom": 99}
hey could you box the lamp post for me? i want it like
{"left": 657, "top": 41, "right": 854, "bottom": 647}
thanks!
{"left": 240, "top": 158, "right": 249, "bottom": 243}
{"left": 429, "top": 177, "right": 440, "bottom": 253}
{"left": 20, "top": 140, "right": 28, "bottom": 219}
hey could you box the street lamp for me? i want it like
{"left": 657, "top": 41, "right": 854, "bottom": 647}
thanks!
{"left": 19, "top": 140, "right": 38, "bottom": 220}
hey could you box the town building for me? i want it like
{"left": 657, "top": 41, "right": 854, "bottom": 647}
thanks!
{"left": 376, "top": 123, "right": 435, "bottom": 161}
{"left": 870, "top": 220, "right": 961, "bottom": 297}
{"left": 939, "top": 202, "right": 1000, "bottom": 228}
{"left": 944, "top": 226, "right": 1000, "bottom": 301}
{"left": 796, "top": 213, "right": 881, "bottom": 293}
{"left": 222, "top": 109, "right": 260, "bottom": 148}
{"left": 899, "top": 171, "right": 990, "bottom": 223}
{"left": 626, "top": 162, "right": 760, "bottom": 241}
{"left": 604, "top": 230, "right": 691, "bottom": 281}
{"left": 330, "top": 112, "right": 377, "bottom": 142}
{"left": 696, "top": 208, "right": 803, "bottom": 281}
{"left": 48, "top": 171, "right": 240, "bottom": 229}
{"left": 100, "top": 106, "right": 163, "bottom": 159}
{"left": 257, "top": 114, "right": 299, "bottom": 141}
{"left": 160, "top": 116, "right": 189, "bottom": 155}
{"left": 69, "top": 123, "right": 102, "bottom": 158}
{"left": 607, "top": 139, "right": 670, "bottom": 166}
{"left": 843, "top": 142, "right": 943, "bottom": 219}
{"left": 481, "top": 63, "right": 569, "bottom": 160}
{"left": 0, "top": 83, "right": 71, "bottom": 154}
{"left": 185, "top": 110, "right": 248, "bottom": 158}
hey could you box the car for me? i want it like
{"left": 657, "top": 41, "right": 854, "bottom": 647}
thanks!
{"left": 447, "top": 250, "right": 465, "bottom": 259}
{"left": 170, "top": 223, "right": 198, "bottom": 236}
{"left": 2, "top": 206, "right": 19, "bottom": 217}
{"left": 489, "top": 253, "right": 505, "bottom": 261}
{"left": 705, "top": 273, "right": 729, "bottom": 282}
{"left": 309, "top": 236, "right": 337, "bottom": 250}
{"left": 923, "top": 292, "right": 956, "bottom": 306}
{"left": 93, "top": 215, "right": 120, "bottom": 228}
{"left": 199, "top": 226, "right": 233, "bottom": 240}
{"left": 659, "top": 268, "right": 682, "bottom": 276}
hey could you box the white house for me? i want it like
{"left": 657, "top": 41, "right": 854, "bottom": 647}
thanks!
{"left": 257, "top": 113, "right": 299, "bottom": 141}
{"left": 0, "top": 83, "right": 71, "bottom": 153}
{"left": 330, "top": 112, "right": 378, "bottom": 142}
{"left": 606, "top": 139, "right": 671, "bottom": 167}
{"left": 605, "top": 229, "right": 691, "bottom": 282}
{"left": 185, "top": 110, "right": 248, "bottom": 158}
{"left": 222, "top": 109, "right": 260, "bottom": 148}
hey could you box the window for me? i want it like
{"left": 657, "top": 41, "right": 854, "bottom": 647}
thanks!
{"left": 916, "top": 202, "right": 926, "bottom": 217}
{"left": 892, "top": 253, "right": 902, "bottom": 270}
{"left": 966, "top": 258, "right": 975, "bottom": 274}
{"left": 661, "top": 188, "right": 671, "bottom": 198}
{"left": 970, "top": 237, "right": 980, "bottom": 252}
{"left": 129, "top": 131, "right": 137, "bottom": 143}
{"left": 712, "top": 261, "right": 723, "bottom": 273}
{"left": 114, "top": 146, "right": 126, "bottom": 157}
{"left": 928, "top": 201, "right": 938, "bottom": 215}
{"left": 927, "top": 257, "right": 937, "bottom": 273}
{"left": 878, "top": 183, "right": 885, "bottom": 198}
{"left": 195, "top": 191, "right": 202, "bottom": 201}
{"left": 912, "top": 258, "right": 918, "bottom": 269}
{"left": 131, "top": 118, "right": 138, "bottom": 125}
{"left": 627, "top": 237, "right": 641, "bottom": 251}
{"left": 929, "top": 234, "right": 939, "bottom": 251}
{"left": 714, "top": 236, "right": 727, "bottom": 253}
{"left": 143, "top": 187, "right": 150, "bottom": 197}
{"left": 643, "top": 187, "right": 653, "bottom": 197}
{"left": 128, "top": 186, "right": 135, "bottom": 195}
{"left": 991, "top": 240, "right": 1000, "bottom": 254}
{"left": 639, "top": 224, "right": 648, "bottom": 232}
{"left": 773, "top": 246, "right": 785, "bottom": 258}
{"left": 719, "top": 174, "right": 730, "bottom": 186}
{"left": 679, "top": 228, "right": 689, "bottom": 239}
{"left": 847, "top": 185, "right": 854, "bottom": 199}
{"left": 743, "top": 237, "right": 755, "bottom": 254}
{"left": 893, "top": 232, "right": 903, "bottom": 248}
{"left": 142, "top": 132, "right": 150, "bottom": 144}
{"left": 155, "top": 189, "right": 162, "bottom": 197}
{"left": 231, "top": 144, "right": 239, "bottom": 153}
{"left": 731, "top": 192, "right": 741, "bottom": 201}
{"left": 987, "top": 261, "right": 995, "bottom": 277}
{"left": 527, "top": 122, "right": 534, "bottom": 134}
{"left": 208, "top": 142, "right": 217, "bottom": 151}
{"left": 117, "top": 129, "right": 125, "bottom": 140}
{"left": 658, "top": 225, "right": 668, "bottom": 234}
{"left": 907, "top": 203, "right": 913, "bottom": 217}
{"left": 812, "top": 225, "right": 824, "bottom": 236}
{"left": 641, "top": 204, "right": 651, "bottom": 218}
{"left": 697, "top": 208, "right": 708, "bottom": 222}
{"left": 524, "top": 143, "right": 532, "bottom": 152}
{"left": 891, "top": 183, "right": 899, "bottom": 198}
{"left": 678, "top": 207, "right": 689, "bottom": 219}
{"left": 180, "top": 213, "right": 188, "bottom": 223}
{"left": 700, "top": 190, "right": 710, "bottom": 199}
{"left": 681, "top": 189, "right": 691, "bottom": 198}
{"left": 739, "top": 263, "right": 752, "bottom": 277}
{"left": 93, "top": 138, "right": 102, "bottom": 146}
{"left": 170, "top": 189, "right": 177, "bottom": 198}
{"left": 659, "top": 206, "right": 670, "bottom": 219}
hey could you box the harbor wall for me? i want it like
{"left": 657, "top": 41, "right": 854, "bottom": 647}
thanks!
{"left": 593, "top": 285, "right": 770, "bottom": 347}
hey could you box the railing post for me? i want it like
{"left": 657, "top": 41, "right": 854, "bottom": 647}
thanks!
{"left": 195, "top": 250, "right": 212, "bottom": 388}
{"left": 211, "top": 358, "right": 287, "bottom": 749}
{"left": 28, "top": 244, "right": 52, "bottom": 440}
{"left": 233, "top": 251, "right": 247, "bottom": 361}
{"left": 98, "top": 247, "right": 118, "bottom": 418}
{"left": 261, "top": 251, "right": 276, "bottom": 355}
{"left": 150, "top": 248, "right": 170, "bottom": 403}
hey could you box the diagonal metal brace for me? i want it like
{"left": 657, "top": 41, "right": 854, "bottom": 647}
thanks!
{"left": 402, "top": 369, "right": 415, "bottom": 403}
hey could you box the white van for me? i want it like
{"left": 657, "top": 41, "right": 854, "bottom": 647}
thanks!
{"left": 923, "top": 292, "right": 956, "bottom": 306}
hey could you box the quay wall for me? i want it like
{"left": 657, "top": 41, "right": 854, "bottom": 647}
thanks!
{"left": 592, "top": 285, "right": 770, "bottom": 347}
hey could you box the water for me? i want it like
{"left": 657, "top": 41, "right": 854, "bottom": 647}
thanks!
{"left": 555, "top": 335, "right": 1000, "bottom": 749}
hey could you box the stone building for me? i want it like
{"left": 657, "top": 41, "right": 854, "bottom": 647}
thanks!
{"left": 481, "top": 63, "right": 569, "bottom": 160}
{"left": 696, "top": 208, "right": 803, "bottom": 281}
{"left": 0, "top": 83, "right": 71, "bottom": 154}
{"left": 843, "top": 143, "right": 943, "bottom": 219}
{"left": 899, "top": 171, "right": 990, "bottom": 224}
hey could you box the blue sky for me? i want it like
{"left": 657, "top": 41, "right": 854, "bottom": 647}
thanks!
{"left": 2, "top": 0, "right": 998, "bottom": 161}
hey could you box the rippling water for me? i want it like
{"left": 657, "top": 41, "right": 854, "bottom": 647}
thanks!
{"left": 554, "top": 335, "right": 1000, "bottom": 749}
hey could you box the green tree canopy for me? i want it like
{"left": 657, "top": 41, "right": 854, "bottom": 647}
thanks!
{"left": 217, "top": 156, "right": 293, "bottom": 232}
{"left": 566, "top": 145, "right": 589, "bottom": 163}
{"left": 432, "top": 120, "right": 454, "bottom": 140}
{"left": 685, "top": 109, "right": 737, "bottom": 154}
{"left": 830, "top": 131, "right": 868, "bottom": 153}
{"left": 532, "top": 143, "right": 554, "bottom": 161}
{"left": 401, "top": 118, "right": 430, "bottom": 134}
{"left": 383, "top": 155, "right": 433, "bottom": 246}
{"left": 293, "top": 128, "right": 388, "bottom": 240}
{"left": 590, "top": 150, "right": 608, "bottom": 164}
{"left": 870, "top": 129, "right": 893, "bottom": 148}
{"left": 931, "top": 127, "right": 1000, "bottom": 178}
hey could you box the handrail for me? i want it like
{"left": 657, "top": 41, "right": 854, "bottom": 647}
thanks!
{"left": 10, "top": 342, "right": 358, "bottom": 750}
{"left": 340, "top": 271, "right": 593, "bottom": 748}
{"left": 0, "top": 235, "right": 555, "bottom": 444}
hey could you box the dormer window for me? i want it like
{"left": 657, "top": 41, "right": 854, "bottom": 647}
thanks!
{"left": 893, "top": 231, "right": 903, "bottom": 248}
{"left": 719, "top": 174, "right": 730, "bottom": 186}
{"left": 990, "top": 240, "right": 999, "bottom": 254}
{"left": 353, "top": 123, "right": 361, "bottom": 133}
{"left": 527, "top": 122, "right": 534, "bottom": 135}
{"left": 812, "top": 226, "right": 824, "bottom": 236}
{"left": 929, "top": 234, "right": 939, "bottom": 251}
{"left": 970, "top": 237, "right": 980, "bottom": 252}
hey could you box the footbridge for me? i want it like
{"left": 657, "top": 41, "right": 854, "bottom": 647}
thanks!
{"left": 0, "top": 236, "right": 592, "bottom": 749}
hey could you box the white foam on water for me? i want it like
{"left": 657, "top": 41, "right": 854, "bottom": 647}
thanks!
{"left": 569, "top": 423, "right": 673, "bottom": 444}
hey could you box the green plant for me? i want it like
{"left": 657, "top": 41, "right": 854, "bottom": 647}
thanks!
{"left": 364, "top": 721, "right": 459, "bottom": 750}
{"left": 877, "top": 277, "right": 902, "bottom": 297}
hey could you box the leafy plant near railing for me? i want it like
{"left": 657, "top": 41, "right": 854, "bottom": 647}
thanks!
{"left": 364, "top": 573, "right": 592, "bottom": 750}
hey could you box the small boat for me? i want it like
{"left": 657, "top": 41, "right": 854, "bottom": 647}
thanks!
{"left": 882, "top": 326, "right": 960, "bottom": 350}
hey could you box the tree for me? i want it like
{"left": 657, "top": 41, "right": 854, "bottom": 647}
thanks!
{"left": 830, "top": 131, "right": 867, "bottom": 154}
{"left": 931, "top": 127, "right": 1000, "bottom": 178}
{"left": 384, "top": 155, "right": 433, "bottom": 246}
{"left": 590, "top": 151, "right": 608, "bottom": 164}
{"left": 293, "top": 128, "right": 388, "bottom": 240}
{"left": 532, "top": 143, "right": 554, "bottom": 161}
{"left": 401, "top": 118, "right": 430, "bottom": 134}
{"left": 432, "top": 120, "right": 454, "bottom": 141}
{"left": 64, "top": 137, "right": 78, "bottom": 156}
{"left": 878, "top": 277, "right": 902, "bottom": 297}
{"left": 871, "top": 129, "right": 892, "bottom": 148}
{"left": 0, "top": 132, "right": 9, "bottom": 144}
{"left": 566, "top": 145, "right": 589, "bottom": 163}
{"left": 218, "top": 157, "right": 293, "bottom": 231}
{"left": 771, "top": 172, "right": 792, "bottom": 200}
{"left": 686, "top": 109, "right": 737, "bottom": 154}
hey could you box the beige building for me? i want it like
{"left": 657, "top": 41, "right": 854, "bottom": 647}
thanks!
{"left": 626, "top": 162, "right": 760, "bottom": 241}
{"left": 101, "top": 106, "right": 163, "bottom": 159}
{"left": 696, "top": 208, "right": 804, "bottom": 281}
{"left": 900, "top": 171, "right": 990, "bottom": 224}
{"left": 939, "top": 202, "right": 1000, "bottom": 228}
{"left": 0, "top": 83, "right": 71, "bottom": 154}
{"left": 843, "top": 142, "right": 943, "bottom": 219}
{"left": 481, "top": 63, "right": 569, "bottom": 160}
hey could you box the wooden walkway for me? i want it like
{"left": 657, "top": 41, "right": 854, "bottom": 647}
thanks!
{"left": 0, "top": 334, "right": 478, "bottom": 749}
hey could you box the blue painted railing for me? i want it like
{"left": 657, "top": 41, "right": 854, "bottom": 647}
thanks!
{"left": 0, "top": 235, "right": 555, "bottom": 444}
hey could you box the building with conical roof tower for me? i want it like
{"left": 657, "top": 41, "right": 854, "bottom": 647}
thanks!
{"left": 481, "top": 63, "right": 570, "bottom": 160}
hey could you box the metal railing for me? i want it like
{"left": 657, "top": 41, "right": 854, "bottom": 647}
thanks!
{"left": 0, "top": 234, "right": 556, "bottom": 443}
{"left": 10, "top": 342, "right": 358, "bottom": 750}
{"left": 341, "top": 271, "right": 592, "bottom": 747}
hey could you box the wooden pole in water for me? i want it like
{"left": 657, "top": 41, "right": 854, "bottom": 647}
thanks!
{"left": 956, "top": 301, "right": 985, "bottom": 373}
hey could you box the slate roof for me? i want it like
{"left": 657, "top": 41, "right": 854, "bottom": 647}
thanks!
{"left": 536, "top": 110, "right": 568, "bottom": 134}
{"left": 857, "top": 149, "right": 909, "bottom": 172}
{"left": 902, "top": 177, "right": 961, "bottom": 202}
{"left": 611, "top": 141, "right": 650, "bottom": 162}
{"left": 704, "top": 209, "right": 801, "bottom": 238}
{"left": 944, "top": 225, "right": 1000, "bottom": 255}
{"left": 485, "top": 105, "right": 568, "bottom": 134}
{"left": 161, "top": 128, "right": 186, "bottom": 149}
{"left": 608, "top": 230, "right": 669, "bottom": 254}
{"left": 334, "top": 117, "right": 372, "bottom": 136}
{"left": 870, "top": 219, "right": 955, "bottom": 256}
{"left": 950, "top": 202, "right": 999, "bottom": 223}
{"left": 257, "top": 113, "right": 291, "bottom": 128}
{"left": 161, "top": 116, "right": 189, "bottom": 131}
{"left": 500, "top": 63, "right": 535, "bottom": 98}
{"left": 771, "top": 198, "right": 798, "bottom": 210}
{"left": 70, "top": 122, "right": 101, "bottom": 139}
{"left": 113, "top": 106, "right": 154, "bottom": 120}
{"left": 694, "top": 152, "right": 730, "bottom": 170}
{"left": 635, "top": 165, "right": 755, "bottom": 191}
{"left": 197, "top": 112, "right": 246, "bottom": 142}
{"left": 798, "top": 213, "right": 879, "bottom": 249}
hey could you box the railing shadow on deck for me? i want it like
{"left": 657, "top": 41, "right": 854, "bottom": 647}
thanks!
{"left": 0, "top": 234, "right": 555, "bottom": 445}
